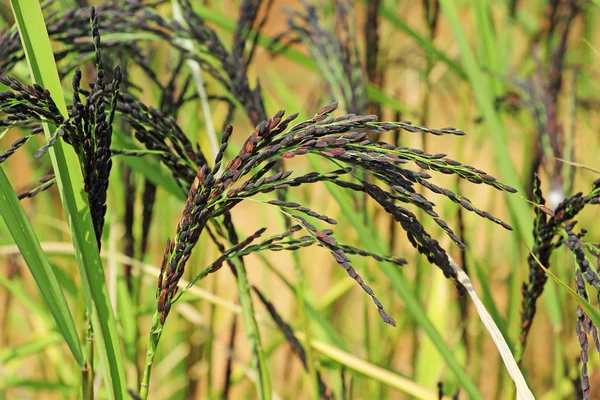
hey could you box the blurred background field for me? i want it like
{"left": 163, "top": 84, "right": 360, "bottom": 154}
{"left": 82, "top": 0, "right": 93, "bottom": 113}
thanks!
{"left": 0, "top": 0, "right": 599, "bottom": 399}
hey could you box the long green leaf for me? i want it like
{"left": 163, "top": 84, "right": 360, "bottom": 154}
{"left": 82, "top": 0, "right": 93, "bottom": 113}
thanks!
{"left": 230, "top": 257, "right": 272, "bottom": 400}
{"left": 534, "top": 254, "right": 600, "bottom": 329}
{"left": 438, "top": 0, "right": 533, "bottom": 242}
{"left": 10, "top": 1, "right": 126, "bottom": 398}
{"left": 379, "top": 3, "right": 467, "bottom": 80}
{"left": 0, "top": 174, "right": 83, "bottom": 366}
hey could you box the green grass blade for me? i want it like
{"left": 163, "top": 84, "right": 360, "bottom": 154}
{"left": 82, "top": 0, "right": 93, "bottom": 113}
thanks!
{"left": 0, "top": 184, "right": 83, "bottom": 365}
{"left": 0, "top": 332, "right": 65, "bottom": 364}
{"left": 379, "top": 3, "right": 467, "bottom": 80}
{"left": 10, "top": 1, "right": 126, "bottom": 398}
{"left": 473, "top": 0, "right": 503, "bottom": 96}
{"left": 534, "top": 254, "right": 600, "bottom": 329}
{"left": 438, "top": 0, "right": 533, "bottom": 243}
{"left": 228, "top": 258, "right": 272, "bottom": 400}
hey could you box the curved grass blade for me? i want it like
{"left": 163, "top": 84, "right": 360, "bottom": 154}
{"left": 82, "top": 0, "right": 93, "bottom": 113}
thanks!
{"left": 0, "top": 332, "right": 64, "bottom": 364}
{"left": 10, "top": 1, "right": 127, "bottom": 398}
{"left": 531, "top": 251, "right": 600, "bottom": 330}
{"left": 438, "top": 0, "right": 533, "bottom": 242}
{"left": 378, "top": 4, "right": 467, "bottom": 80}
{"left": 0, "top": 173, "right": 83, "bottom": 366}
{"left": 450, "top": 255, "right": 534, "bottom": 400}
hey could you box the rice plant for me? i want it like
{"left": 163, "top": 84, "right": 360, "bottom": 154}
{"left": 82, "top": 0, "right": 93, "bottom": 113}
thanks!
{"left": 0, "top": 0, "right": 599, "bottom": 399}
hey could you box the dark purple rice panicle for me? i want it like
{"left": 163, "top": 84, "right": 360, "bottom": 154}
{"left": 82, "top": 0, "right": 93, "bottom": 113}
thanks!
{"left": 1, "top": 60, "right": 521, "bottom": 326}
{"left": 153, "top": 132, "right": 234, "bottom": 325}
{"left": 520, "top": 175, "right": 553, "bottom": 350}
{"left": 0, "top": 27, "right": 22, "bottom": 75}
{"left": 252, "top": 286, "right": 333, "bottom": 400}
{"left": 564, "top": 226, "right": 600, "bottom": 398}
{"left": 520, "top": 175, "right": 600, "bottom": 353}
{"left": 572, "top": 261, "right": 594, "bottom": 400}
{"left": 271, "top": 0, "right": 367, "bottom": 114}
{"left": 0, "top": 9, "right": 122, "bottom": 249}
{"left": 292, "top": 213, "right": 396, "bottom": 326}
{"left": 177, "top": 0, "right": 269, "bottom": 125}
{"left": 235, "top": 0, "right": 275, "bottom": 69}
{"left": 0, "top": 2, "right": 144, "bottom": 76}
{"left": 61, "top": 8, "right": 123, "bottom": 247}
{"left": 566, "top": 229, "right": 600, "bottom": 308}
{"left": 0, "top": 0, "right": 269, "bottom": 128}
{"left": 17, "top": 173, "right": 56, "bottom": 200}
{"left": 361, "top": 180, "right": 459, "bottom": 286}
{"left": 0, "top": 76, "right": 65, "bottom": 164}
{"left": 123, "top": 167, "right": 136, "bottom": 288}
{"left": 508, "top": 1, "right": 581, "bottom": 198}
{"left": 112, "top": 101, "right": 518, "bottom": 325}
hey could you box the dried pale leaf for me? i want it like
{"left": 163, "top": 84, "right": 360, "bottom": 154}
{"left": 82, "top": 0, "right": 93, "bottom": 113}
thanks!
{"left": 449, "top": 256, "right": 534, "bottom": 400}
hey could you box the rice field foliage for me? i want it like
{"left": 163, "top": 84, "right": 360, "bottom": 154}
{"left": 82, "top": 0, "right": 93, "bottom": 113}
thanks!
{"left": 0, "top": 0, "right": 599, "bottom": 399}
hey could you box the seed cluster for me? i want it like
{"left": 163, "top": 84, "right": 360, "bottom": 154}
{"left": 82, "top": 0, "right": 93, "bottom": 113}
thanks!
{"left": 137, "top": 101, "right": 518, "bottom": 328}
{"left": 64, "top": 8, "right": 122, "bottom": 248}
{"left": 0, "top": 8, "right": 122, "bottom": 251}
{"left": 520, "top": 175, "right": 600, "bottom": 351}
{"left": 271, "top": 0, "right": 366, "bottom": 114}
{"left": 0, "top": 77, "right": 64, "bottom": 164}
{"left": 563, "top": 224, "right": 600, "bottom": 400}
{"left": 0, "top": 26, "right": 21, "bottom": 75}
{"left": 17, "top": 174, "right": 56, "bottom": 200}
{"left": 2, "top": 60, "right": 520, "bottom": 330}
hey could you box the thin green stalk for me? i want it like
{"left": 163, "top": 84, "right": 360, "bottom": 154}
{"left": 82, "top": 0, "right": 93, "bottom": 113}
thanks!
{"left": 0, "top": 167, "right": 84, "bottom": 367}
{"left": 292, "top": 251, "right": 320, "bottom": 399}
{"left": 205, "top": 277, "right": 217, "bottom": 399}
{"left": 140, "top": 312, "right": 161, "bottom": 400}
{"left": 10, "top": 1, "right": 127, "bottom": 398}
{"left": 229, "top": 256, "right": 272, "bottom": 400}
{"left": 83, "top": 320, "right": 94, "bottom": 400}
{"left": 438, "top": 0, "right": 533, "bottom": 242}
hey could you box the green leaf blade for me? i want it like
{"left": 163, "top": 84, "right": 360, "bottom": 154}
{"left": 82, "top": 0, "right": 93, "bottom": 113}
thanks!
{"left": 10, "top": 1, "right": 127, "bottom": 398}
{"left": 0, "top": 166, "right": 84, "bottom": 367}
